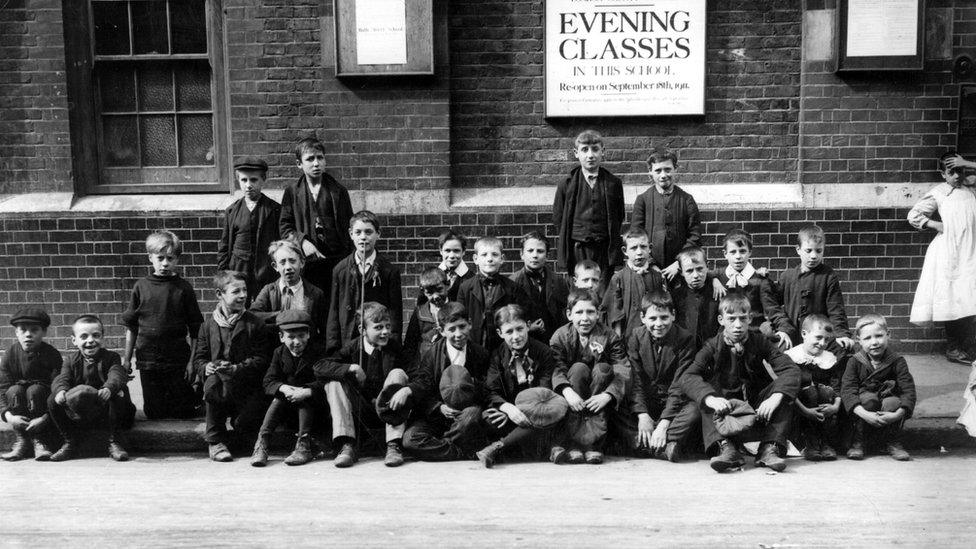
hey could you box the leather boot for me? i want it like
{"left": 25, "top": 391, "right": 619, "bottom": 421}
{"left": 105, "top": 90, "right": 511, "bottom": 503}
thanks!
{"left": 108, "top": 432, "right": 130, "bottom": 462}
{"left": 284, "top": 434, "right": 313, "bottom": 466}
{"left": 885, "top": 426, "right": 910, "bottom": 461}
{"left": 709, "top": 439, "right": 745, "bottom": 473}
{"left": 32, "top": 436, "right": 53, "bottom": 461}
{"left": 847, "top": 420, "right": 865, "bottom": 460}
{"left": 384, "top": 440, "right": 405, "bottom": 467}
{"left": 476, "top": 441, "right": 505, "bottom": 469}
{"left": 250, "top": 436, "right": 270, "bottom": 467}
{"left": 802, "top": 429, "right": 823, "bottom": 461}
{"left": 755, "top": 442, "right": 787, "bottom": 472}
{"left": 2, "top": 429, "right": 32, "bottom": 461}
{"left": 50, "top": 438, "right": 78, "bottom": 462}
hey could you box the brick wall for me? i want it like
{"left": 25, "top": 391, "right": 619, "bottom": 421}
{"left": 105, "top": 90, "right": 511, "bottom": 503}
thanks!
{"left": 449, "top": 0, "right": 802, "bottom": 188}
{"left": 0, "top": 0, "right": 72, "bottom": 194}
{"left": 0, "top": 207, "right": 943, "bottom": 359}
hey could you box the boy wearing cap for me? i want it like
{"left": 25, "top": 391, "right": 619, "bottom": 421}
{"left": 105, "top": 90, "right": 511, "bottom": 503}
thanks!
{"left": 193, "top": 271, "right": 274, "bottom": 462}
{"left": 476, "top": 304, "right": 568, "bottom": 468}
{"left": 679, "top": 294, "right": 801, "bottom": 473}
{"left": 1, "top": 307, "right": 61, "bottom": 461}
{"left": 217, "top": 157, "right": 282, "bottom": 302}
{"left": 403, "top": 302, "right": 490, "bottom": 461}
{"left": 550, "top": 289, "right": 628, "bottom": 465}
{"left": 251, "top": 309, "right": 328, "bottom": 467}
{"left": 315, "top": 302, "right": 413, "bottom": 467}
{"left": 47, "top": 315, "right": 135, "bottom": 462}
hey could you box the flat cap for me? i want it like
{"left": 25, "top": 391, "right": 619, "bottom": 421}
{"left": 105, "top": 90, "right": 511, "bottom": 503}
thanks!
{"left": 233, "top": 157, "right": 268, "bottom": 172}
{"left": 276, "top": 309, "right": 312, "bottom": 330}
{"left": 10, "top": 307, "right": 51, "bottom": 329}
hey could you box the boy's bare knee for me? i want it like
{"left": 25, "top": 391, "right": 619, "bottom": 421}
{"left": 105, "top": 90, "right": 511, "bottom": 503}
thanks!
{"left": 859, "top": 392, "right": 881, "bottom": 412}
{"left": 385, "top": 368, "right": 409, "bottom": 386}
{"left": 880, "top": 396, "right": 902, "bottom": 412}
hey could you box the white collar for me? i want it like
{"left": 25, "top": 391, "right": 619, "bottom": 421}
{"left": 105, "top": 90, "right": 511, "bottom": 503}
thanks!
{"left": 279, "top": 278, "right": 304, "bottom": 294}
{"left": 655, "top": 184, "right": 674, "bottom": 196}
{"left": 440, "top": 260, "right": 469, "bottom": 278}
{"left": 244, "top": 196, "right": 258, "bottom": 211}
{"left": 725, "top": 263, "right": 756, "bottom": 288}
{"left": 785, "top": 345, "right": 837, "bottom": 370}
{"left": 446, "top": 343, "right": 466, "bottom": 366}
{"left": 355, "top": 251, "right": 377, "bottom": 271}
{"left": 362, "top": 338, "right": 376, "bottom": 357}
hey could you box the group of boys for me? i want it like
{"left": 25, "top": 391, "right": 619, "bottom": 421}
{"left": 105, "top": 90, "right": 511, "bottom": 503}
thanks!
{"left": 1, "top": 133, "right": 917, "bottom": 473}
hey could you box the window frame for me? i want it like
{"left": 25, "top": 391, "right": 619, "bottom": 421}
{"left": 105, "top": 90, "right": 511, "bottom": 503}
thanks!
{"left": 63, "top": 0, "right": 231, "bottom": 195}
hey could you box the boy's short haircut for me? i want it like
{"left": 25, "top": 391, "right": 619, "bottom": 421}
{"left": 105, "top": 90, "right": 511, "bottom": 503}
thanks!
{"left": 145, "top": 230, "right": 182, "bottom": 256}
{"left": 801, "top": 314, "right": 833, "bottom": 333}
{"left": 439, "top": 230, "right": 467, "bottom": 251}
{"left": 574, "top": 130, "right": 603, "bottom": 148}
{"left": 797, "top": 224, "right": 825, "bottom": 246}
{"left": 574, "top": 259, "right": 601, "bottom": 277}
{"left": 646, "top": 147, "right": 679, "bottom": 168}
{"left": 419, "top": 266, "right": 448, "bottom": 289}
{"left": 521, "top": 231, "right": 550, "bottom": 251}
{"left": 214, "top": 270, "right": 247, "bottom": 291}
{"left": 294, "top": 136, "right": 326, "bottom": 160}
{"left": 676, "top": 246, "right": 706, "bottom": 269}
{"left": 494, "top": 304, "right": 527, "bottom": 328}
{"left": 350, "top": 209, "right": 380, "bottom": 232}
{"left": 938, "top": 151, "right": 958, "bottom": 172}
{"left": 566, "top": 288, "right": 599, "bottom": 312}
{"left": 855, "top": 313, "right": 888, "bottom": 336}
{"left": 723, "top": 229, "right": 753, "bottom": 251}
{"left": 718, "top": 293, "right": 751, "bottom": 315}
{"left": 359, "top": 301, "right": 391, "bottom": 327}
{"left": 437, "top": 302, "right": 469, "bottom": 327}
{"left": 474, "top": 236, "right": 503, "bottom": 254}
{"left": 268, "top": 239, "right": 304, "bottom": 261}
{"left": 72, "top": 314, "right": 103, "bottom": 331}
{"left": 621, "top": 227, "right": 649, "bottom": 243}
{"left": 641, "top": 290, "right": 675, "bottom": 315}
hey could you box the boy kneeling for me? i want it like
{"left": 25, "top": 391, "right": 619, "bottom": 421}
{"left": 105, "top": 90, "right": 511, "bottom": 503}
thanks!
{"left": 680, "top": 294, "right": 801, "bottom": 473}
{"left": 48, "top": 315, "right": 136, "bottom": 461}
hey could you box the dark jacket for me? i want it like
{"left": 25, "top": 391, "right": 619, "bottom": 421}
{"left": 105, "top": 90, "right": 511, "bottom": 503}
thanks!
{"left": 52, "top": 348, "right": 127, "bottom": 396}
{"left": 456, "top": 274, "right": 532, "bottom": 351}
{"left": 279, "top": 173, "right": 353, "bottom": 259}
{"left": 630, "top": 184, "right": 702, "bottom": 268}
{"left": 679, "top": 332, "right": 801, "bottom": 407}
{"left": 606, "top": 266, "right": 666, "bottom": 337}
{"left": 670, "top": 276, "right": 721, "bottom": 349}
{"left": 410, "top": 339, "right": 490, "bottom": 417}
{"left": 0, "top": 342, "right": 62, "bottom": 419}
{"left": 553, "top": 166, "right": 625, "bottom": 270}
{"left": 402, "top": 301, "right": 443, "bottom": 371}
{"left": 485, "top": 339, "right": 556, "bottom": 408}
{"left": 263, "top": 340, "right": 329, "bottom": 397}
{"left": 627, "top": 325, "right": 695, "bottom": 421}
{"left": 768, "top": 263, "right": 851, "bottom": 343}
{"left": 715, "top": 269, "right": 788, "bottom": 332}
{"left": 315, "top": 338, "right": 405, "bottom": 401}
{"left": 841, "top": 349, "right": 917, "bottom": 418}
{"left": 216, "top": 193, "right": 281, "bottom": 294}
{"left": 549, "top": 321, "right": 629, "bottom": 408}
{"left": 250, "top": 278, "right": 329, "bottom": 337}
{"left": 327, "top": 253, "right": 403, "bottom": 354}
{"left": 192, "top": 311, "right": 273, "bottom": 392}
{"left": 510, "top": 266, "right": 570, "bottom": 344}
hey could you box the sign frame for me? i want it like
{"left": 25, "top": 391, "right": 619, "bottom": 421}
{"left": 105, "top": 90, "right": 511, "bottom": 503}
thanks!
{"left": 332, "top": 0, "right": 434, "bottom": 77}
{"left": 836, "top": 0, "right": 926, "bottom": 72}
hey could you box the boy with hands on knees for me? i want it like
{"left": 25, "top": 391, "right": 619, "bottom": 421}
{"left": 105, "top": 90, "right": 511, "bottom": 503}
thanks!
{"left": 785, "top": 314, "right": 843, "bottom": 461}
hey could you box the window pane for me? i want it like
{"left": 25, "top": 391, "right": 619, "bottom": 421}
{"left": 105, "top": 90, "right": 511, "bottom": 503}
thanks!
{"left": 132, "top": 1, "right": 169, "bottom": 55}
{"left": 170, "top": 0, "right": 208, "bottom": 54}
{"left": 176, "top": 63, "right": 211, "bottom": 111}
{"left": 140, "top": 115, "right": 177, "bottom": 165}
{"left": 178, "top": 114, "right": 214, "bottom": 165}
{"left": 138, "top": 66, "right": 174, "bottom": 111}
{"left": 93, "top": 1, "right": 130, "bottom": 55}
{"left": 98, "top": 67, "right": 136, "bottom": 112}
{"left": 102, "top": 115, "right": 139, "bottom": 166}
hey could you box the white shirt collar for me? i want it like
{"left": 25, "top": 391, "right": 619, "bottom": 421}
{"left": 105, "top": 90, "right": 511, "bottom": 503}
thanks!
{"left": 785, "top": 345, "right": 838, "bottom": 370}
{"left": 446, "top": 343, "right": 466, "bottom": 366}
{"left": 439, "top": 260, "right": 469, "bottom": 278}
{"left": 306, "top": 179, "right": 322, "bottom": 199}
{"left": 244, "top": 197, "right": 258, "bottom": 211}
{"left": 355, "top": 251, "right": 377, "bottom": 274}
{"left": 725, "top": 263, "right": 757, "bottom": 288}
{"left": 279, "top": 278, "right": 304, "bottom": 294}
{"left": 362, "top": 338, "right": 376, "bottom": 357}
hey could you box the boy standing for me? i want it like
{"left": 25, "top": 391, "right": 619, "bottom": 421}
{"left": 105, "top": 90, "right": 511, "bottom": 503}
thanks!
{"left": 403, "top": 302, "right": 491, "bottom": 461}
{"left": 122, "top": 230, "right": 203, "bottom": 420}
{"left": 47, "top": 315, "right": 135, "bottom": 462}
{"left": 403, "top": 267, "right": 451, "bottom": 370}
{"left": 785, "top": 315, "right": 843, "bottom": 461}
{"left": 194, "top": 271, "right": 274, "bottom": 462}
{"left": 511, "top": 232, "right": 570, "bottom": 344}
{"left": 315, "top": 303, "right": 414, "bottom": 467}
{"left": 680, "top": 294, "right": 801, "bottom": 473}
{"left": 250, "top": 240, "right": 329, "bottom": 337}
{"left": 327, "top": 210, "right": 402, "bottom": 354}
{"left": 280, "top": 137, "right": 353, "bottom": 302}
{"left": 550, "top": 289, "right": 628, "bottom": 464}
{"left": 553, "top": 130, "right": 625, "bottom": 282}
{"left": 842, "top": 314, "right": 916, "bottom": 461}
{"left": 217, "top": 158, "right": 282, "bottom": 301}
{"left": 670, "top": 247, "right": 721, "bottom": 349}
{"left": 1, "top": 308, "right": 61, "bottom": 461}
{"left": 606, "top": 228, "right": 666, "bottom": 338}
{"left": 457, "top": 236, "right": 532, "bottom": 351}
{"left": 435, "top": 230, "right": 474, "bottom": 302}
{"left": 630, "top": 148, "right": 702, "bottom": 281}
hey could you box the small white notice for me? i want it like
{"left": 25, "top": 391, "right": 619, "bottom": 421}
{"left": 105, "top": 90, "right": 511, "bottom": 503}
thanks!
{"left": 355, "top": 0, "right": 407, "bottom": 65}
{"left": 846, "top": 0, "right": 918, "bottom": 57}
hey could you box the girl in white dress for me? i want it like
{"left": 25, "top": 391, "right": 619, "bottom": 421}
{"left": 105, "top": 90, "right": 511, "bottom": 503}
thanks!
{"left": 908, "top": 152, "right": 976, "bottom": 364}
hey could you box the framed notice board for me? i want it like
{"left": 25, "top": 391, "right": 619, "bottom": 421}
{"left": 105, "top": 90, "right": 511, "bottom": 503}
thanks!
{"left": 333, "top": 0, "right": 434, "bottom": 76}
{"left": 836, "top": 0, "right": 925, "bottom": 72}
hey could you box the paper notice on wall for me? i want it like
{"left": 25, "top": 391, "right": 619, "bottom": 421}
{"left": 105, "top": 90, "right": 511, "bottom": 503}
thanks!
{"left": 356, "top": 0, "right": 407, "bottom": 65}
{"left": 846, "top": 0, "right": 918, "bottom": 57}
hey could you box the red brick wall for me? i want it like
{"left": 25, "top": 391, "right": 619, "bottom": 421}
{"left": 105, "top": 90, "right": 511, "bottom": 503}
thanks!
{"left": 0, "top": 207, "right": 943, "bottom": 358}
{"left": 0, "top": 0, "right": 72, "bottom": 194}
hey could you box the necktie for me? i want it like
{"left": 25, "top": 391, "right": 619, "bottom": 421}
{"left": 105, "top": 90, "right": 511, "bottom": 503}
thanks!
{"left": 511, "top": 351, "right": 528, "bottom": 384}
{"left": 652, "top": 340, "right": 663, "bottom": 363}
{"left": 282, "top": 287, "right": 294, "bottom": 310}
{"left": 587, "top": 174, "right": 598, "bottom": 188}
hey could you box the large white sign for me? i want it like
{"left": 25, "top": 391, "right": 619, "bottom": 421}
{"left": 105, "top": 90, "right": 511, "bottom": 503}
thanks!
{"left": 355, "top": 0, "right": 407, "bottom": 65}
{"left": 845, "top": 0, "right": 918, "bottom": 57}
{"left": 545, "top": 0, "right": 706, "bottom": 117}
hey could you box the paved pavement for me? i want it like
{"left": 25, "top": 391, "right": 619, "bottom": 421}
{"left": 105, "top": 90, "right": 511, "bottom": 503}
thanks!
{"left": 1, "top": 450, "right": 974, "bottom": 547}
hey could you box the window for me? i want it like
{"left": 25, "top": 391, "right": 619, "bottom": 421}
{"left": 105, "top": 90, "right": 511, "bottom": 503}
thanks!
{"left": 64, "top": 0, "right": 229, "bottom": 194}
